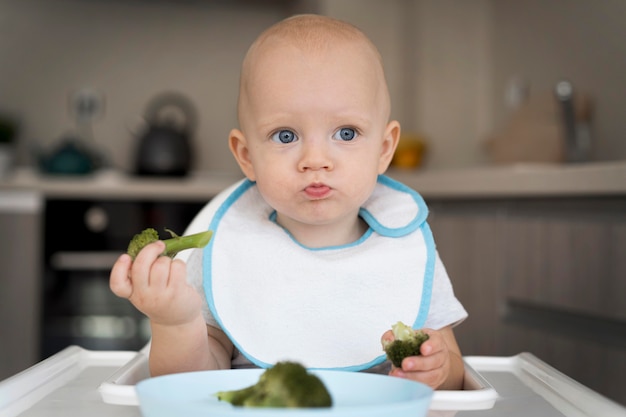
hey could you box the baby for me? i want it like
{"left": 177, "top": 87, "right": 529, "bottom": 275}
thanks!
{"left": 110, "top": 14, "right": 467, "bottom": 390}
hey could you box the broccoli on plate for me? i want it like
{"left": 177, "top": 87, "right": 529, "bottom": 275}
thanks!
{"left": 126, "top": 228, "right": 212, "bottom": 260}
{"left": 382, "top": 321, "right": 430, "bottom": 368}
{"left": 216, "top": 361, "right": 332, "bottom": 408}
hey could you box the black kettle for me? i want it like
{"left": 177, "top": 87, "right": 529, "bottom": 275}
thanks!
{"left": 134, "top": 92, "right": 197, "bottom": 177}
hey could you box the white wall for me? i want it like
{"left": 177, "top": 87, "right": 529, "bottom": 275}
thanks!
{"left": 0, "top": 0, "right": 291, "bottom": 174}
{"left": 492, "top": 0, "right": 626, "bottom": 162}
{"left": 315, "top": 0, "right": 494, "bottom": 170}
{"left": 411, "top": 0, "right": 494, "bottom": 169}
{"left": 1, "top": 0, "right": 624, "bottom": 174}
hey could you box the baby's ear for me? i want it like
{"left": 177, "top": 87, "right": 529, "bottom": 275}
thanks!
{"left": 229, "top": 128, "right": 256, "bottom": 181}
{"left": 378, "top": 120, "right": 401, "bottom": 174}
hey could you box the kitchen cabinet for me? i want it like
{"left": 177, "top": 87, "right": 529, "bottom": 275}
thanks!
{"left": 0, "top": 191, "right": 43, "bottom": 380}
{"left": 0, "top": 170, "right": 242, "bottom": 379}
{"left": 39, "top": 198, "right": 208, "bottom": 359}
{"left": 425, "top": 196, "right": 626, "bottom": 405}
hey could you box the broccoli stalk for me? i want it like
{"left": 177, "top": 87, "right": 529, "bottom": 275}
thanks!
{"left": 126, "top": 227, "right": 213, "bottom": 260}
{"left": 382, "top": 321, "right": 430, "bottom": 368}
{"left": 216, "top": 361, "right": 332, "bottom": 408}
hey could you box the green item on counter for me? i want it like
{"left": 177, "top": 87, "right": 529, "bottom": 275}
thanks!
{"left": 126, "top": 228, "right": 212, "bottom": 260}
{"left": 216, "top": 361, "right": 332, "bottom": 408}
{"left": 382, "top": 321, "right": 430, "bottom": 368}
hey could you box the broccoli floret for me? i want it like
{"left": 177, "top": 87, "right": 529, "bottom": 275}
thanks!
{"left": 126, "top": 227, "right": 212, "bottom": 260}
{"left": 216, "top": 361, "right": 332, "bottom": 408}
{"left": 382, "top": 321, "right": 430, "bottom": 368}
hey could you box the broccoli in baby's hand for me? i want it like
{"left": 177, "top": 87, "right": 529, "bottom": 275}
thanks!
{"left": 126, "top": 228, "right": 212, "bottom": 260}
{"left": 216, "top": 361, "right": 332, "bottom": 408}
{"left": 382, "top": 321, "right": 430, "bottom": 368}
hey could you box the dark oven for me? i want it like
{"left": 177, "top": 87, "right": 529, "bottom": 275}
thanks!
{"left": 41, "top": 198, "right": 205, "bottom": 359}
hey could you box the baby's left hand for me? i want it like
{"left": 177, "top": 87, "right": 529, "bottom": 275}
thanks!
{"left": 382, "top": 328, "right": 451, "bottom": 389}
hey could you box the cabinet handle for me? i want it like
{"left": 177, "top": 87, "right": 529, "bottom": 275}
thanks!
{"left": 50, "top": 251, "right": 122, "bottom": 270}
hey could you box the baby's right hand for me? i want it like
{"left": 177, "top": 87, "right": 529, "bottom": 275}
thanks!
{"left": 109, "top": 241, "right": 202, "bottom": 327}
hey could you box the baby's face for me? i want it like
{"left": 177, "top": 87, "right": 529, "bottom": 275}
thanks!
{"left": 232, "top": 35, "right": 399, "bottom": 239}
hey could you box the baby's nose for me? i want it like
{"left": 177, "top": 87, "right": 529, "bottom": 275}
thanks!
{"left": 298, "top": 139, "right": 333, "bottom": 171}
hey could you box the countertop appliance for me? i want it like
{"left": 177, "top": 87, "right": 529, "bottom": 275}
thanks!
{"left": 133, "top": 92, "right": 197, "bottom": 177}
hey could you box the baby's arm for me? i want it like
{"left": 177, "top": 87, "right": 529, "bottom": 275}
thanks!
{"left": 382, "top": 325, "right": 464, "bottom": 390}
{"left": 109, "top": 241, "right": 232, "bottom": 376}
{"left": 148, "top": 317, "right": 233, "bottom": 376}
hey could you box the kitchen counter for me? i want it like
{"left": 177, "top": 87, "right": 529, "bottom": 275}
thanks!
{"left": 0, "top": 168, "right": 244, "bottom": 201}
{"left": 389, "top": 160, "right": 626, "bottom": 199}
{"left": 1, "top": 161, "right": 625, "bottom": 201}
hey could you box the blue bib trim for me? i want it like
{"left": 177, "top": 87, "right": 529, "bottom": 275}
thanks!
{"left": 203, "top": 175, "right": 435, "bottom": 370}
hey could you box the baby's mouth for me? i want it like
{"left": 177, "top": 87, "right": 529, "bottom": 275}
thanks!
{"left": 304, "top": 183, "right": 331, "bottom": 199}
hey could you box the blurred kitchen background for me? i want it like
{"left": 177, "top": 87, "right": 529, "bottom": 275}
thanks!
{"left": 1, "top": 0, "right": 625, "bottom": 406}
{"left": 0, "top": 0, "right": 625, "bottom": 171}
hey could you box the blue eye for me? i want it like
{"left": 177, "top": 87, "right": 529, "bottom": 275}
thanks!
{"left": 271, "top": 129, "right": 297, "bottom": 144}
{"left": 333, "top": 127, "right": 357, "bottom": 141}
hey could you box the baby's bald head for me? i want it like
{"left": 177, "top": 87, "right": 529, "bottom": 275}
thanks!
{"left": 237, "top": 14, "right": 391, "bottom": 127}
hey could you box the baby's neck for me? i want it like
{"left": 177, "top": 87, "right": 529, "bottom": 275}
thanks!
{"left": 276, "top": 215, "right": 368, "bottom": 249}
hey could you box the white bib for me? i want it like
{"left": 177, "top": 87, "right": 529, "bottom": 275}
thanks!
{"left": 203, "top": 175, "right": 436, "bottom": 371}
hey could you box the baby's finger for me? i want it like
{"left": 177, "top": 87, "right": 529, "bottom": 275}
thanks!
{"left": 416, "top": 329, "right": 438, "bottom": 354}
{"left": 133, "top": 240, "right": 166, "bottom": 265}
{"left": 167, "top": 259, "right": 188, "bottom": 289}
{"left": 131, "top": 241, "right": 166, "bottom": 291}
{"left": 381, "top": 329, "right": 394, "bottom": 343}
{"left": 147, "top": 255, "right": 174, "bottom": 288}
{"left": 109, "top": 254, "right": 133, "bottom": 298}
{"left": 402, "top": 350, "right": 441, "bottom": 372}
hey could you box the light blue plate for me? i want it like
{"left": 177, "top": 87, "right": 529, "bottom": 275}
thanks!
{"left": 136, "top": 368, "right": 433, "bottom": 417}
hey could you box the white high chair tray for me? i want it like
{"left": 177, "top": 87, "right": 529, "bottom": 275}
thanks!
{"left": 1, "top": 346, "right": 625, "bottom": 417}
{"left": 98, "top": 347, "right": 497, "bottom": 410}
